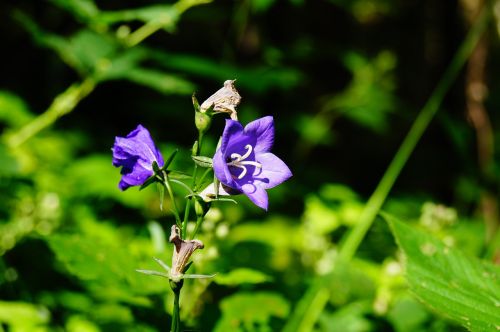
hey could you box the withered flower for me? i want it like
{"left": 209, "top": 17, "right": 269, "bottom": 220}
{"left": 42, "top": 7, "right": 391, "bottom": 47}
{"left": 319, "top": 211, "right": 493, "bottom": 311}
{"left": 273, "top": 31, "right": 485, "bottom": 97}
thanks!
{"left": 169, "top": 225, "right": 204, "bottom": 281}
{"left": 200, "top": 80, "right": 241, "bottom": 120}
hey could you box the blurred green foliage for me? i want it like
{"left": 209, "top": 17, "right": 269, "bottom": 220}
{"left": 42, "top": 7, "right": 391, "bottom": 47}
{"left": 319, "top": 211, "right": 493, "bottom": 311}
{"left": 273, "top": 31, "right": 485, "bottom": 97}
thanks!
{"left": 1, "top": 0, "right": 499, "bottom": 331}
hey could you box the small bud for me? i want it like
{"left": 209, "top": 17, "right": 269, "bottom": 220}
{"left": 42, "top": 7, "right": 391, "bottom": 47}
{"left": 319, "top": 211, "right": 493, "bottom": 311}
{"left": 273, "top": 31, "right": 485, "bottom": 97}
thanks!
{"left": 195, "top": 110, "right": 212, "bottom": 134}
{"left": 192, "top": 140, "right": 199, "bottom": 156}
{"left": 199, "top": 182, "right": 240, "bottom": 202}
{"left": 194, "top": 197, "right": 210, "bottom": 218}
{"left": 200, "top": 80, "right": 241, "bottom": 120}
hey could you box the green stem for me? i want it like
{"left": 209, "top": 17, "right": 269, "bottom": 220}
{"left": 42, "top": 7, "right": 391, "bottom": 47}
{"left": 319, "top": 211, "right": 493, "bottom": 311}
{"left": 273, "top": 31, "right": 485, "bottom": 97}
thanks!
{"left": 163, "top": 171, "right": 182, "bottom": 228}
{"left": 125, "top": 0, "right": 212, "bottom": 47}
{"left": 338, "top": 5, "right": 490, "bottom": 262}
{"left": 5, "top": 77, "right": 96, "bottom": 148}
{"left": 182, "top": 198, "right": 191, "bottom": 239}
{"left": 171, "top": 287, "right": 181, "bottom": 332}
{"left": 191, "top": 132, "right": 204, "bottom": 186}
{"left": 191, "top": 215, "right": 204, "bottom": 240}
{"left": 195, "top": 168, "right": 213, "bottom": 192}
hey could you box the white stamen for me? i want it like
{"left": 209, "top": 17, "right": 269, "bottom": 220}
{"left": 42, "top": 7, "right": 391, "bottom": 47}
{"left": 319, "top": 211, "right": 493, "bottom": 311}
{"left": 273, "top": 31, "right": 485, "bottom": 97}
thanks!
{"left": 227, "top": 144, "right": 262, "bottom": 179}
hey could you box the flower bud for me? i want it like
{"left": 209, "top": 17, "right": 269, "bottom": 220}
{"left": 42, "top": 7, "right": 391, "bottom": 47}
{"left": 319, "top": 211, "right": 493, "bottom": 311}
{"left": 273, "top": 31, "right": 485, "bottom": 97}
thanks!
{"left": 195, "top": 110, "right": 212, "bottom": 134}
{"left": 194, "top": 197, "right": 210, "bottom": 218}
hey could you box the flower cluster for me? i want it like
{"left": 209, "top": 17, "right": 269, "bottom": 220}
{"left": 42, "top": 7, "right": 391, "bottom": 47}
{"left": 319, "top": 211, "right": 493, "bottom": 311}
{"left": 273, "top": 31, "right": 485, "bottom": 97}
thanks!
{"left": 112, "top": 82, "right": 291, "bottom": 210}
{"left": 111, "top": 81, "right": 292, "bottom": 332}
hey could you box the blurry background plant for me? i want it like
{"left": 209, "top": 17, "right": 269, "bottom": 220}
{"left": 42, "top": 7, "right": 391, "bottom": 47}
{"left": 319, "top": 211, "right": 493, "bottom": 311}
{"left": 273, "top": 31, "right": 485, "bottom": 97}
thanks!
{"left": 0, "top": 0, "right": 499, "bottom": 331}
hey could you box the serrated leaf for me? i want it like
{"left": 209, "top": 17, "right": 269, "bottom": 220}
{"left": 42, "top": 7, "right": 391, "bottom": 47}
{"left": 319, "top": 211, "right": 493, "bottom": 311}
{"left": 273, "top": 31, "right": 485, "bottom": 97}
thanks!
{"left": 47, "top": 233, "right": 167, "bottom": 298}
{"left": 192, "top": 156, "right": 213, "bottom": 168}
{"left": 385, "top": 214, "right": 500, "bottom": 332}
{"left": 214, "top": 268, "right": 273, "bottom": 286}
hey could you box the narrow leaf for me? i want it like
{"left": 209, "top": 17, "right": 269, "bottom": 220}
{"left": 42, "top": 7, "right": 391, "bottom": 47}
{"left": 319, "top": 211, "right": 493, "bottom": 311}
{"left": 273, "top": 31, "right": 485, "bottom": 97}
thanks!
{"left": 136, "top": 269, "right": 169, "bottom": 278}
{"left": 192, "top": 156, "right": 213, "bottom": 168}
{"left": 162, "top": 149, "right": 178, "bottom": 170}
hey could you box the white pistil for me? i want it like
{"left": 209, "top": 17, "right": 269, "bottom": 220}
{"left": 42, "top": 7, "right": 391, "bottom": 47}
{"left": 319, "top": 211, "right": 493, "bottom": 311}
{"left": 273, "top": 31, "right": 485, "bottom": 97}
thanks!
{"left": 227, "top": 144, "right": 262, "bottom": 179}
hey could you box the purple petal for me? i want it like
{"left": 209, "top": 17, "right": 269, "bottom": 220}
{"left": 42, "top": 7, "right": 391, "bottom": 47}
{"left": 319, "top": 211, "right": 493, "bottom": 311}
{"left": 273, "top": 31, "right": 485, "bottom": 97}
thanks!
{"left": 213, "top": 148, "right": 238, "bottom": 189}
{"left": 219, "top": 120, "right": 244, "bottom": 154}
{"left": 244, "top": 116, "right": 274, "bottom": 153}
{"left": 114, "top": 125, "right": 164, "bottom": 167}
{"left": 112, "top": 124, "right": 164, "bottom": 190}
{"left": 254, "top": 152, "right": 292, "bottom": 189}
{"left": 120, "top": 161, "right": 153, "bottom": 187}
{"left": 241, "top": 184, "right": 268, "bottom": 210}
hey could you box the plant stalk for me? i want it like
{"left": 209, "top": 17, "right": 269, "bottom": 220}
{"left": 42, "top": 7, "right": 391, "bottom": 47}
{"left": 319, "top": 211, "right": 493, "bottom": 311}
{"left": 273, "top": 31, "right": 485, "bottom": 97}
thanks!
{"left": 163, "top": 171, "right": 182, "bottom": 228}
{"left": 283, "top": 6, "right": 491, "bottom": 332}
{"left": 171, "top": 284, "right": 181, "bottom": 332}
{"left": 338, "top": 5, "right": 490, "bottom": 262}
{"left": 5, "top": 77, "right": 96, "bottom": 148}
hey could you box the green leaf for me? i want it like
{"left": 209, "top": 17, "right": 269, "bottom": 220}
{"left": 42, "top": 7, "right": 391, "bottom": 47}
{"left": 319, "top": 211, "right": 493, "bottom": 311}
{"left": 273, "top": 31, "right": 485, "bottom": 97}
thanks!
{"left": 317, "top": 301, "right": 372, "bottom": 332}
{"left": 47, "top": 230, "right": 168, "bottom": 299}
{"left": 162, "top": 149, "right": 178, "bottom": 170}
{"left": 50, "top": 0, "right": 100, "bottom": 22}
{"left": 192, "top": 156, "right": 213, "bottom": 168}
{"left": 214, "top": 268, "right": 273, "bottom": 286}
{"left": 139, "top": 174, "right": 158, "bottom": 190}
{"left": 385, "top": 214, "right": 500, "bottom": 332}
{"left": 118, "top": 67, "right": 195, "bottom": 95}
{"left": 149, "top": 50, "right": 302, "bottom": 94}
{"left": 98, "top": 5, "right": 177, "bottom": 27}
{"left": 0, "top": 90, "right": 34, "bottom": 128}
{"left": 0, "top": 144, "right": 19, "bottom": 176}
{"left": 214, "top": 292, "right": 290, "bottom": 332}
{"left": 0, "top": 301, "right": 50, "bottom": 326}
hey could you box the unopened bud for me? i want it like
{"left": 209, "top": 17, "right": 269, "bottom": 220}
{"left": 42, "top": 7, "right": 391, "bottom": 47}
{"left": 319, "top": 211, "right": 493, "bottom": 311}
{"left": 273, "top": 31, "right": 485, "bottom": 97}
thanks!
{"left": 195, "top": 110, "right": 212, "bottom": 134}
{"left": 194, "top": 197, "right": 210, "bottom": 218}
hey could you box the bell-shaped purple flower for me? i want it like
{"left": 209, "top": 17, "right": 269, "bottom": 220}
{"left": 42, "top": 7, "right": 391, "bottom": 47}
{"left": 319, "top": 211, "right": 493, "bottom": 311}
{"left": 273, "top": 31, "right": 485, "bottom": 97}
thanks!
{"left": 212, "top": 116, "right": 292, "bottom": 210}
{"left": 112, "top": 124, "right": 164, "bottom": 190}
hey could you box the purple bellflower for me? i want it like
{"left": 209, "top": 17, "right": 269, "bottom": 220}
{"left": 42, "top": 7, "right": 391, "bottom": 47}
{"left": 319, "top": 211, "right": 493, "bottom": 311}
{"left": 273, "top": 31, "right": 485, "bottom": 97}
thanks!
{"left": 212, "top": 116, "right": 292, "bottom": 210}
{"left": 112, "top": 124, "right": 164, "bottom": 190}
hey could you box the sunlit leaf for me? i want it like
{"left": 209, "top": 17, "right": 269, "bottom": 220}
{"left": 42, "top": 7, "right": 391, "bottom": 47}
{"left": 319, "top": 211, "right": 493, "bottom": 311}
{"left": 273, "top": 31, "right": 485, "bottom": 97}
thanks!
{"left": 386, "top": 214, "right": 500, "bottom": 332}
{"left": 0, "top": 91, "right": 34, "bottom": 128}
{"left": 0, "top": 301, "right": 50, "bottom": 326}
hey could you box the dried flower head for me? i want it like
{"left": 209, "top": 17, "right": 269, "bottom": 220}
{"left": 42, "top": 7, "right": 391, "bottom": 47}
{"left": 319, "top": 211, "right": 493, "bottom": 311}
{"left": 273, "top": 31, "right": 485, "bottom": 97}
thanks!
{"left": 169, "top": 225, "right": 204, "bottom": 281}
{"left": 200, "top": 80, "right": 241, "bottom": 120}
